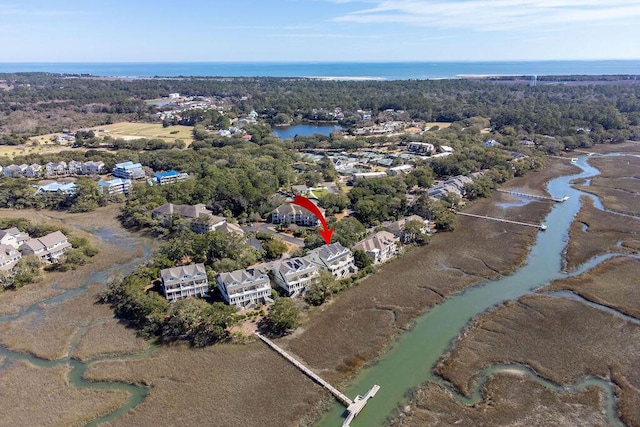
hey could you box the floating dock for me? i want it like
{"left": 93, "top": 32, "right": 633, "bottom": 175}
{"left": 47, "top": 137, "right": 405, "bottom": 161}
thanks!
{"left": 255, "top": 332, "right": 380, "bottom": 427}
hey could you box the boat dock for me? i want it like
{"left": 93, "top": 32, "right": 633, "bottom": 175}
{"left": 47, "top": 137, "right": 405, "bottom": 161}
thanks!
{"left": 497, "top": 189, "right": 568, "bottom": 203}
{"left": 455, "top": 211, "right": 547, "bottom": 230}
{"left": 255, "top": 332, "right": 380, "bottom": 427}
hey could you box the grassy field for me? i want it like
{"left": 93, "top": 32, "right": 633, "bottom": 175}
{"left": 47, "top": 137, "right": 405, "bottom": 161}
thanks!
{"left": 74, "top": 319, "right": 150, "bottom": 362}
{"left": 425, "top": 122, "right": 452, "bottom": 130}
{"left": 434, "top": 294, "right": 640, "bottom": 427}
{"left": 0, "top": 139, "right": 75, "bottom": 159}
{"left": 0, "top": 361, "right": 129, "bottom": 427}
{"left": 392, "top": 372, "right": 607, "bottom": 427}
{"left": 88, "top": 122, "right": 194, "bottom": 145}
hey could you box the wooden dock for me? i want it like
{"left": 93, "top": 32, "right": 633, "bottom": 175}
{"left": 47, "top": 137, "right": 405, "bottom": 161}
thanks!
{"left": 255, "top": 332, "right": 380, "bottom": 427}
{"left": 497, "top": 189, "right": 568, "bottom": 203}
{"left": 455, "top": 211, "right": 547, "bottom": 230}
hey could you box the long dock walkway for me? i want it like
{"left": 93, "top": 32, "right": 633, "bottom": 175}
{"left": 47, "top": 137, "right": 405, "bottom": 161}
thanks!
{"left": 255, "top": 332, "right": 380, "bottom": 427}
{"left": 255, "top": 332, "right": 353, "bottom": 406}
{"left": 455, "top": 211, "right": 547, "bottom": 230}
{"left": 497, "top": 189, "right": 568, "bottom": 203}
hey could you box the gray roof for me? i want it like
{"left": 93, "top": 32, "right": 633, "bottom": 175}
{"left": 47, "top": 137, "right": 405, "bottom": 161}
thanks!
{"left": 274, "top": 257, "right": 315, "bottom": 277}
{"left": 309, "top": 242, "right": 350, "bottom": 262}
{"left": 217, "top": 267, "right": 268, "bottom": 286}
{"left": 160, "top": 263, "right": 207, "bottom": 282}
{"left": 353, "top": 231, "right": 398, "bottom": 253}
{"left": 152, "top": 203, "right": 212, "bottom": 219}
{"left": 38, "top": 231, "right": 68, "bottom": 248}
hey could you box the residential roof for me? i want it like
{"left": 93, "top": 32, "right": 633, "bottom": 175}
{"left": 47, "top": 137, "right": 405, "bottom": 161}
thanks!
{"left": 154, "top": 170, "right": 180, "bottom": 179}
{"left": 217, "top": 267, "right": 267, "bottom": 286}
{"left": 353, "top": 231, "right": 398, "bottom": 253}
{"left": 152, "top": 203, "right": 212, "bottom": 219}
{"left": 272, "top": 203, "right": 324, "bottom": 217}
{"left": 385, "top": 215, "right": 426, "bottom": 234}
{"left": 309, "top": 242, "right": 350, "bottom": 262}
{"left": 115, "top": 161, "right": 142, "bottom": 170}
{"left": 215, "top": 222, "right": 244, "bottom": 236}
{"left": 98, "top": 178, "right": 131, "bottom": 187}
{"left": 160, "top": 263, "right": 207, "bottom": 282}
{"left": 274, "top": 257, "right": 315, "bottom": 277}
{"left": 37, "top": 182, "right": 76, "bottom": 193}
{"left": 38, "top": 231, "right": 68, "bottom": 248}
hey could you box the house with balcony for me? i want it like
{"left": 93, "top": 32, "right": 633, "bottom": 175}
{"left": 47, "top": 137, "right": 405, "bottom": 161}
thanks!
{"left": 385, "top": 215, "right": 433, "bottom": 243}
{"left": 160, "top": 263, "right": 209, "bottom": 302}
{"left": 67, "top": 160, "right": 83, "bottom": 175}
{"left": 24, "top": 164, "right": 42, "bottom": 178}
{"left": 408, "top": 142, "right": 435, "bottom": 154}
{"left": 152, "top": 170, "right": 189, "bottom": 185}
{"left": 216, "top": 267, "right": 272, "bottom": 308}
{"left": 98, "top": 178, "right": 132, "bottom": 195}
{"left": 3, "top": 164, "right": 27, "bottom": 178}
{"left": 37, "top": 182, "right": 77, "bottom": 195}
{"left": 45, "top": 161, "right": 68, "bottom": 177}
{"left": 113, "top": 161, "right": 145, "bottom": 180}
{"left": 82, "top": 161, "right": 105, "bottom": 175}
{"left": 353, "top": 231, "right": 399, "bottom": 265}
{"left": 270, "top": 202, "right": 324, "bottom": 227}
{"left": 272, "top": 257, "right": 319, "bottom": 297}
{"left": 0, "top": 244, "right": 22, "bottom": 272}
{"left": 20, "top": 231, "right": 72, "bottom": 263}
{"left": 304, "top": 242, "right": 357, "bottom": 279}
{"left": 0, "top": 228, "right": 30, "bottom": 249}
{"left": 152, "top": 203, "right": 226, "bottom": 233}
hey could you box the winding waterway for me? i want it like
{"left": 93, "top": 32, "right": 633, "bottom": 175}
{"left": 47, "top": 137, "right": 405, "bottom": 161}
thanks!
{"left": 319, "top": 154, "right": 638, "bottom": 426}
{"left": 0, "top": 228, "right": 153, "bottom": 426}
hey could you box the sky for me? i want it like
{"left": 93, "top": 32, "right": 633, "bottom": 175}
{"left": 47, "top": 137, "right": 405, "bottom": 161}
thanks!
{"left": 1, "top": 0, "right": 640, "bottom": 62}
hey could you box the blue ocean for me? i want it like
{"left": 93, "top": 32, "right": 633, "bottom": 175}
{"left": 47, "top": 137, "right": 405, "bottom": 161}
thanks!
{"left": 0, "top": 61, "right": 638, "bottom": 80}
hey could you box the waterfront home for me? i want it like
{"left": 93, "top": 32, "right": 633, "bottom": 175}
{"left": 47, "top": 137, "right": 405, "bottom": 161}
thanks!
{"left": 160, "top": 263, "right": 209, "bottom": 302}
{"left": 304, "top": 242, "right": 357, "bottom": 279}
{"left": 152, "top": 170, "right": 189, "bottom": 186}
{"left": 20, "top": 231, "right": 72, "bottom": 263}
{"left": 216, "top": 267, "right": 272, "bottom": 308}
{"left": 152, "top": 203, "right": 225, "bottom": 233}
{"left": 0, "top": 244, "right": 22, "bottom": 272}
{"left": 24, "top": 164, "right": 42, "bottom": 178}
{"left": 3, "top": 164, "right": 27, "bottom": 178}
{"left": 271, "top": 202, "right": 324, "bottom": 227}
{"left": 36, "top": 182, "right": 77, "bottom": 198}
{"left": 353, "top": 231, "right": 399, "bottom": 265}
{"left": 67, "top": 160, "right": 83, "bottom": 175}
{"left": 97, "top": 178, "right": 132, "bottom": 195}
{"left": 113, "top": 161, "right": 145, "bottom": 180}
{"left": 385, "top": 215, "right": 433, "bottom": 243}
{"left": 428, "top": 175, "right": 474, "bottom": 200}
{"left": 271, "top": 257, "right": 319, "bottom": 297}
{"left": 45, "top": 161, "right": 68, "bottom": 177}
{"left": 0, "top": 228, "right": 30, "bottom": 249}
{"left": 81, "top": 161, "right": 105, "bottom": 175}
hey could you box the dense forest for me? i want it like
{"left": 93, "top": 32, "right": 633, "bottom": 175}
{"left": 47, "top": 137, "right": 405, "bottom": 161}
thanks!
{"left": 1, "top": 73, "right": 639, "bottom": 146}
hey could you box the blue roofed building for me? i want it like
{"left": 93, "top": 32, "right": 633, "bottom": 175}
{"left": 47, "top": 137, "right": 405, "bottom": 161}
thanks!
{"left": 113, "top": 161, "right": 145, "bottom": 180}
{"left": 152, "top": 170, "right": 189, "bottom": 186}
{"left": 36, "top": 182, "right": 77, "bottom": 195}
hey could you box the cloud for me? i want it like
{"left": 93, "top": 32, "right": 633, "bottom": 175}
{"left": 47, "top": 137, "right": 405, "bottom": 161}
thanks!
{"left": 332, "top": 0, "right": 640, "bottom": 31}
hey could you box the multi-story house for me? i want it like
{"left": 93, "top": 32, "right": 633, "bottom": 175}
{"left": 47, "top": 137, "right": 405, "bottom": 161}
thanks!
{"left": 97, "top": 178, "right": 132, "bottom": 195}
{"left": 304, "top": 242, "right": 357, "bottom": 279}
{"left": 385, "top": 215, "right": 433, "bottom": 243}
{"left": 217, "top": 267, "right": 272, "bottom": 308}
{"left": 24, "top": 164, "right": 42, "bottom": 178}
{"left": 36, "top": 182, "right": 77, "bottom": 196}
{"left": 0, "top": 228, "right": 30, "bottom": 249}
{"left": 0, "top": 244, "right": 22, "bottom": 272}
{"left": 82, "top": 161, "right": 105, "bottom": 175}
{"left": 67, "top": 160, "right": 83, "bottom": 175}
{"left": 152, "top": 170, "right": 189, "bottom": 185}
{"left": 353, "top": 231, "right": 399, "bottom": 265}
{"left": 160, "top": 263, "right": 209, "bottom": 302}
{"left": 388, "top": 164, "right": 414, "bottom": 176}
{"left": 113, "top": 161, "right": 145, "bottom": 180}
{"left": 270, "top": 203, "right": 324, "bottom": 227}
{"left": 271, "top": 257, "right": 319, "bottom": 297}
{"left": 152, "top": 203, "right": 225, "bottom": 233}
{"left": 20, "top": 231, "right": 72, "bottom": 263}
{"left": 3, "top": 164, "right": 27, "bottom": 178}
{"left": 408, "top": 142, "right": 435, "bottom": 154}
{"left": 45, "top": 161, "right": 68, "bottom": 177}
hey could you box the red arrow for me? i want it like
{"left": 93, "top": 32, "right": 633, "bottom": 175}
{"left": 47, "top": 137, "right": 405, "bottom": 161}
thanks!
{"left": 290, "top": 195, "right": 333, "bottom": 245}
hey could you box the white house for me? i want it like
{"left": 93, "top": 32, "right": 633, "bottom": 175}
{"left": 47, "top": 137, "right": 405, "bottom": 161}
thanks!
{"left": 20, "top": 231, "right": 72, "bottom": 263}
{"left": 408, "top": 142, "right": 435, "bottom": 154}
{"left": 98, "top": 178, "right": 132, "bottom": 195}
{"left": 151, "top": 203, "right": 225, "bottom": 233}
{"left": 67, "top": 160, "right": 83, "bottom": 175}
{"left": 82, "top": 161, "right": 105, "bottom": 175}
{"left": 217, "top": 267, "right": 272, "bottom": 308}
{"left": 160, "top": 263, "right": 209, "bottom": 302}
{"left": 272, "top": 257, "right": 319, "bottom": 297}
{"left": 388, "top": 164, "right": 414, "bottom": 176}
{"left": 304, "top": 242, "right": 357, "bottom": 279}
{"left": 271, "top": 203, "right": 324, "bottom": 227}
{"left": 152, "top": 170, "right": 189, "bottom": 185}
{"left": 45, "top": 161, "right": 67, "bottom": 177}
{"left": 24, "top": 164, "right": 42, "bottom": 178}
{"left": 353, "top": 231, "right": 399, "bottom": 265}
{"left": 0, "top": 244, "right": 22, "bottom": 272}
{"left": 113, "top": 161, "right": 145, "bottom": 180}
{"left": 385, "top": 215, "right": 433, "bottom": 243}
{"left": 0, "top": 228, "right": 30, "bottom": 249}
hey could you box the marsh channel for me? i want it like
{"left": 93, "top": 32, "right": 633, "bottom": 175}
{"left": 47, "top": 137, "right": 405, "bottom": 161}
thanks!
{"left": 319, "top": 154, "right": 637, "bottom": 427}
